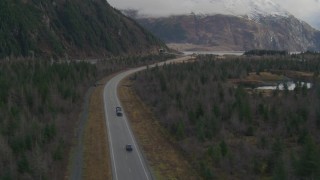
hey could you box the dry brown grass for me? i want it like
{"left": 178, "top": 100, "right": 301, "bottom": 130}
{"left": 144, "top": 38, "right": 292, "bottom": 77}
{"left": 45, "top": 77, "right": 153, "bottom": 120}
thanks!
{"left": 82, "top": 76, "right": 113, "bottom": 180}
{"left": 232, "top": 71, "right": 313, "bottom": 84}
{"left": 271, "top": 70, "right": 314, "bottom": 78}
{"left": 246, "top": 72, "right": 284, "bottom": 82}
{"left": 119, "top": 78, "right": 201, "bottom": 180}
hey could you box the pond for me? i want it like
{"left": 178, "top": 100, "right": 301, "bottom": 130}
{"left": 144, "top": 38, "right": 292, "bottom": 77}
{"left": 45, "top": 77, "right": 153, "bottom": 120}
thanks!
{"left": 255, "top": 81, "right": 312, "bottom": 91}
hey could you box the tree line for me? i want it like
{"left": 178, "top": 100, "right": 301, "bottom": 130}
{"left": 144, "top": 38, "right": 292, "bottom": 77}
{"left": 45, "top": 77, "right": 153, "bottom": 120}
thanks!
{"left": 0, "top": 59, "right": 96, "bottom": 179}
{"left": 244, "top": 49, "right": 288, "bottom": 56}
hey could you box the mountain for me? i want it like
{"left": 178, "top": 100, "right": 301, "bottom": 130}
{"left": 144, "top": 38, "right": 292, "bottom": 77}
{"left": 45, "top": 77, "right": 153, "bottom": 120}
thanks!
{"left": 136, "top": 14, "right": 320, "bottom": 51}
{"left": 183, "top": 0, "right": 290, "bottom": 20}
{"left": 114, "top": 0, "right": 319, "bottom": 30}
{"left": 116, "top": 0, "right": 290, "bottom": 19}
{"left": 0, "top": 0, "right": 164, "bottom": 59}
{"left": 120, "top": 0, "right": 320, "bottom": 51}
{"left": 208, "top": 0, "right": 320, "bottom": 31}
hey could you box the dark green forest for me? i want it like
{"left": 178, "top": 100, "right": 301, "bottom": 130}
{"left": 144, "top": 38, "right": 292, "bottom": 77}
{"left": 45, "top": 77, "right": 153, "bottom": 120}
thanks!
{"left": 0, "top": 59, "right": 96, "bottom": 179}
{"left": 134, "top": 54, "right": 320, "bottom": 179}
{"left": 0, "top": 54, "right": 174, "bottom": 179}
{"left": 244, "top": 49, "right": 288, "bottom": 56}
{"left": 0, "top": 0, "right": 163, "bottom": 59}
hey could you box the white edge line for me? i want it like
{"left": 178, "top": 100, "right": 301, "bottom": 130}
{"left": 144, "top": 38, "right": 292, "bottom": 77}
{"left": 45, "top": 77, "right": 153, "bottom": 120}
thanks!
{"left": 103, "top": 82, "right": 119, "bottom": 180}
{"left": 114, "top": 70, "right": 151, "bottom": 180}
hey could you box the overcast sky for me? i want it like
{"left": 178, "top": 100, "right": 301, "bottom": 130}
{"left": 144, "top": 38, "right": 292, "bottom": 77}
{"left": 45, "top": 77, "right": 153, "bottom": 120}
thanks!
{"left": 107, "top": 0, "right": 320, "bottom": 29}
{"left": 278, "top": 0, "right": 320, "bottom": 26}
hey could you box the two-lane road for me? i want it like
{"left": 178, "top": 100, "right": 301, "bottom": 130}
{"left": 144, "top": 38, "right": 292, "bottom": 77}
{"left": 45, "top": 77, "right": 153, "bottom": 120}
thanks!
{"left": 103, "top": 56, "right": 190, "bottom": 180}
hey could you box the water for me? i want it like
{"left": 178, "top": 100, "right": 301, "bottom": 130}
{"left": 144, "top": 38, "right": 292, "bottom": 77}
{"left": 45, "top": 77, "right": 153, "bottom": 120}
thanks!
{"left": 183, "top": 51, "right": 244, "bottom": 56}
{"left": 183, "top": 51, "right": 306, "bottom": 56}
{"left": 256, "top": 81, "right": 312, "bottom": 91}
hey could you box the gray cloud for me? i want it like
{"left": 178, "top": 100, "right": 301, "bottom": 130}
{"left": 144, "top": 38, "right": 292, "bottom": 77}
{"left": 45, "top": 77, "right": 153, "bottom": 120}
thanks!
{"left": 277, "top": 0, "right": 320, "bottom": 29}
{"left": 107, "top": 0, "right": 320, "bottom": 29}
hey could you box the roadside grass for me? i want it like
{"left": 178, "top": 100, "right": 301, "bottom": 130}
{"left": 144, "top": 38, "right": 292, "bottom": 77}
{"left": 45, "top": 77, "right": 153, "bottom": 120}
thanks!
{"left": 119, "top": 77, "right": 201, "bottom": 180}
{"left": 82, "top": 76, "right": 112, "bottom": 180}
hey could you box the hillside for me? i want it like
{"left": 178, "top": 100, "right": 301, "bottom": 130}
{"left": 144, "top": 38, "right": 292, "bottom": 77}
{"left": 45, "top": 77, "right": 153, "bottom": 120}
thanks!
{"left": 0, "top": 0, "right": 164, "bottom": 59}
{"left": 137, "top": 14, "right": 320, "bottom": 51}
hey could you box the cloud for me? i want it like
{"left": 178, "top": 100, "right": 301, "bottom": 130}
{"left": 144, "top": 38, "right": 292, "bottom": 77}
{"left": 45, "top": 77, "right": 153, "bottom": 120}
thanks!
{"left": 277, "top": 0, "right": 320, "bottom": 29}
{"left": 277, "top": 0, "right": 320, "bottom": 18}
{"left": 108, "top": 0, "right": 225, "bottom": 16}
{"left": 107, "top": 0, "right": 320, "bottom": 29}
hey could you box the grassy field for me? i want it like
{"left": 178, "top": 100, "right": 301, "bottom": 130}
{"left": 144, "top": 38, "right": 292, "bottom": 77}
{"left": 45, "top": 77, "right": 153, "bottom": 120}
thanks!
{"left": 246, "top": 72, "right": 285, "bottom": 82}
{"left": 119, "top": 77, "right": 201, "bottom": 180}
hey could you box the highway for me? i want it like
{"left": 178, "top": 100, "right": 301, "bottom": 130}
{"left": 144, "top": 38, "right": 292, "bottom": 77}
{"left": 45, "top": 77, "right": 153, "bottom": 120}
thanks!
{"left": 103, "top": 56, "right": 190, "bottom": 180}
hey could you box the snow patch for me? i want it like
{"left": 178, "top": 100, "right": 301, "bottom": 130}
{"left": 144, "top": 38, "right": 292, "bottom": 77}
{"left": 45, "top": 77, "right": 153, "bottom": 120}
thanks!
{"left": 207, "top": 0, "right": 290, "bottom": 20}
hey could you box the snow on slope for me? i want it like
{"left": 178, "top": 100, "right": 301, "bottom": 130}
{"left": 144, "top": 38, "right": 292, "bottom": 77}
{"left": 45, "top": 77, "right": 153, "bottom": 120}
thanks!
{"left": 116, "top": 0, "right": 290, "bottom": 19}
{"left": 205, "top": 0, "right": 290, "bottom": 20}
{"left": 110, "top": 0, "right": 319, "bottom": 30}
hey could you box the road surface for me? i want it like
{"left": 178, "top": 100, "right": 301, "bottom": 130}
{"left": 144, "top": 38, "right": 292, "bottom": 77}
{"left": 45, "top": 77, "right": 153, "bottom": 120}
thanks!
{"left": 103, "top": 56, "right": 190, "bottom": 180}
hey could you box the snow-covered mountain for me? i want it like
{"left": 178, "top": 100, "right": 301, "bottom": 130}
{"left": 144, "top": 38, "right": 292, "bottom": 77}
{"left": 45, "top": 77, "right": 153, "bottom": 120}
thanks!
{"left": 206, "top": 0, "right": 290, "bottom": 20}
{"left": 137, "top": 13, "right": 320, "bottom": 51}
{"left": 110, "top": 0, "right": 320, "bottom": 30}
{"left": 118, "top": 0, "right": 320, "bottom": 51}
{"left": 119, "top": 0, "right": 290, "bottom": 19}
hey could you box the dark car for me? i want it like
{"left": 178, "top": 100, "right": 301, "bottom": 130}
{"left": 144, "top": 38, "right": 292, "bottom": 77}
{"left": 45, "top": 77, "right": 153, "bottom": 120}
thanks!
{"left": 125, "top": 144, "right": 133, "bottom": 152}
{"left": 116, "top": 107, "right": 122, "bottom": 116}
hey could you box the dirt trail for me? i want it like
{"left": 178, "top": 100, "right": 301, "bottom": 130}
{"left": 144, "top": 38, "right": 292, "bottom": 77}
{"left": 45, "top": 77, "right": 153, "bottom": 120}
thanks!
{"left": 68, "top": 75, "right": 113, "bottom": 180}
{"left": 82, "top": 76, "right": 113, "bottom": 180}
{"left": 68, "top": 87, "right": 93, "bottom": 180}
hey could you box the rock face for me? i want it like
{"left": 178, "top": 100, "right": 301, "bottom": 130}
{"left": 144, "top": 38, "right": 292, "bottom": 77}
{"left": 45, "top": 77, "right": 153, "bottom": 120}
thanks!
{"left": 137, "top": 14, "right": 320, "bottom": 51}
{"left": 0, "top": 0, "right": 164, "bottom": 59}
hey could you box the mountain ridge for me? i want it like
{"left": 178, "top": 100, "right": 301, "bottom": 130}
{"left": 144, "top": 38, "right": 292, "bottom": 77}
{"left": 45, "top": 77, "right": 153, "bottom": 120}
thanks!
{"left": 137, "top": 13, "right": 320, "bottom": 51}
{"left": 114, "top": 0, "right": 320, "bottom": 30}
{"left": 201, "top": 0, "right": 290, "bottom": 20}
